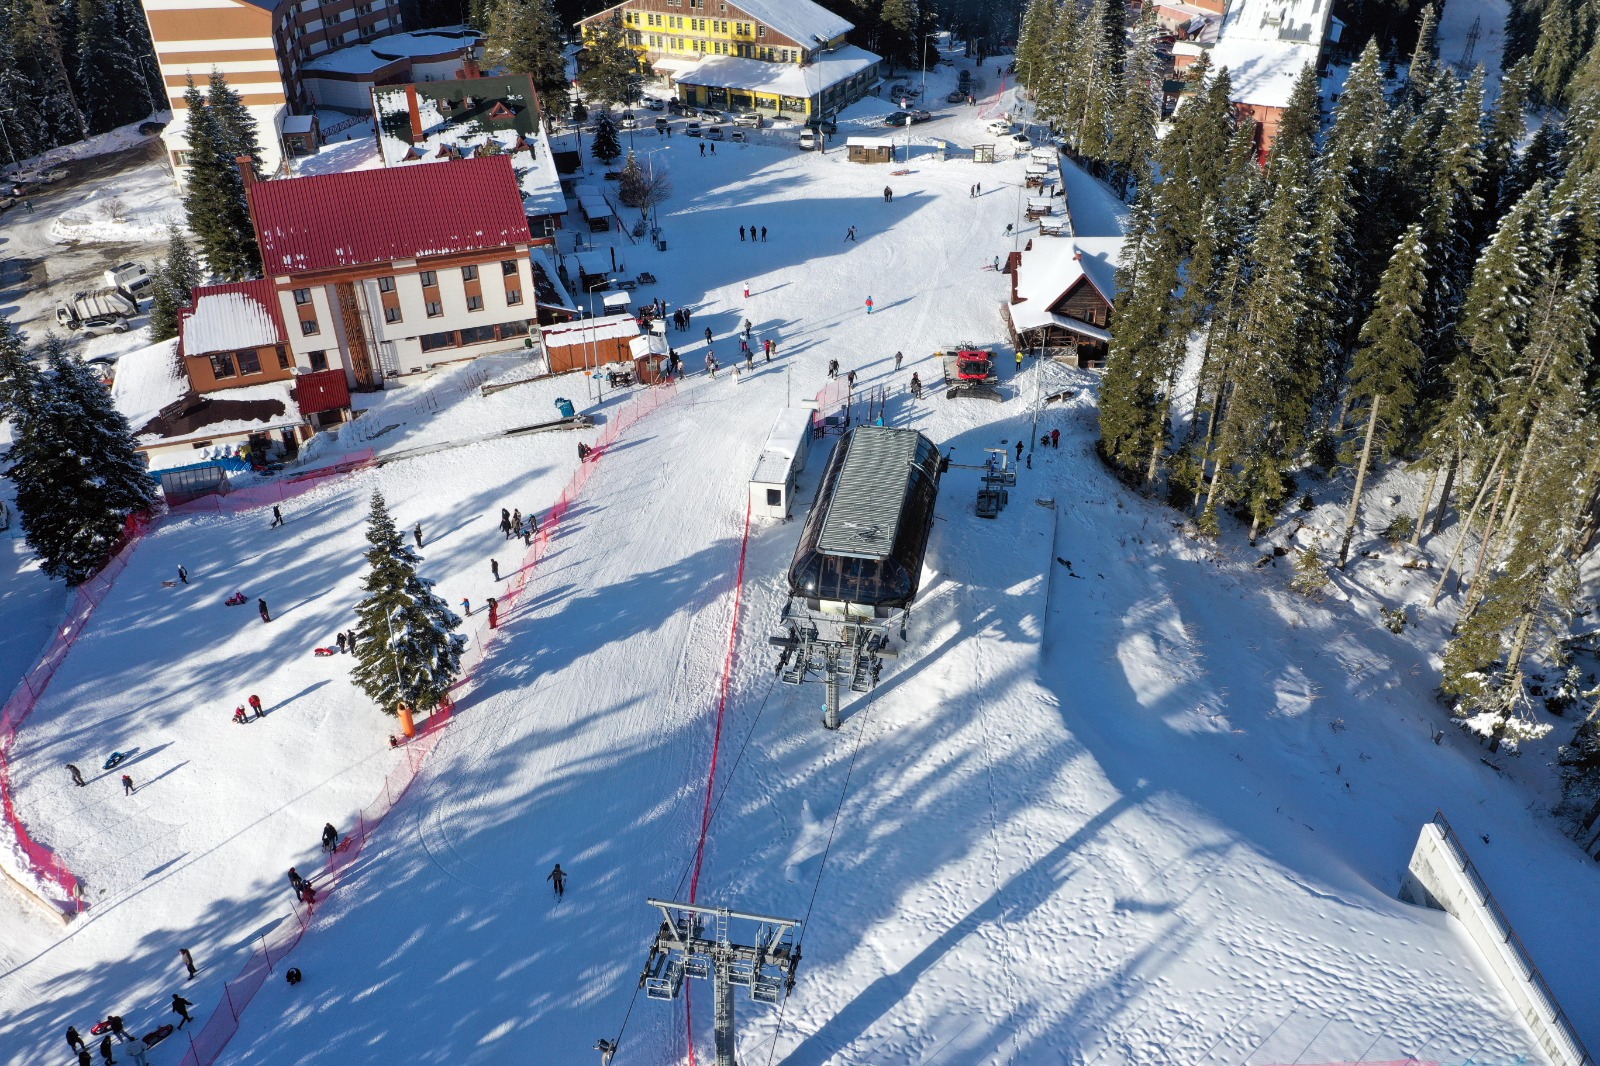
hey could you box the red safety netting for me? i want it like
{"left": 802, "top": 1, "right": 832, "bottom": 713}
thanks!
{"left": 685, "top": 499, "right": 754, "bottom": 1066}
{"left": 0, "top": 511, "right": 154, "bottom": 914}
{"left": 172, "top": 381, "right": 680, "bottom": 1066}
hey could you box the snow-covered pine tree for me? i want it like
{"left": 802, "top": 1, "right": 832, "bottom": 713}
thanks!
{"left": 1337, "top": 223, "right": 1428, "bottom": 567}
{"left": 7, "top": 0, "right": 87, "bottom": 150}
{"left": 577, "top": 14, "right": 646, "bottom": 111}
{"left": 1481, "top": 58, "right": 1533, "bottom": 217}
{"left": 1408, "top": 3, "right": 1439, "bottom": 94}
{"left": 590, "top": 108, "right": 621, "bottom": 163}
{"left": 1032, "top": 0, "right": 1081, "bottom": 130}
{"left": 0, "top": 315, "right": 41, "bottom": 416}
{"left": 1526, "top": 0, "right": 1580, "bottom": 104}
{"left": 75, "top": 0, "right": 146, "bottom": 133}
{"left": 6, "top": 338, "right": 157, "bottom": 584}
{"left": 207, "top": 68, "right": 264, "bottom": 177}
{"left": 351, "top": 491, "right": 467, "bottom": 715}
{"left": 1106, "top": 3, "right": 1161, "bottom": 196}
{"left": 1064, "top": 0, "right": 1115, "bottom": 161}
{"left": 1416, "top": 69, "right": 1487, "bottom": 401}
{"left": 1014, "top": 0, "right": 1056, "bottom": 94}
{"left": 149, "top": 224, "right": 203, "bottom": 342}
{"left": 181, "top": 80, "right": 262, "bottom": 281}
{"left": 485, "top": 0, "right": 571, "bottom": 117}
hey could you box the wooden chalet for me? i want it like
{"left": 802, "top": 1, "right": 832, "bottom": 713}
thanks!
{"left": 1003, "top": 238, "right": 1121, "bottom": 368}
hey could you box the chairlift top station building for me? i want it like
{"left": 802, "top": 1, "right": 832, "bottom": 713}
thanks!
{"left": 788, "top": 425, "right": 942, "bottom": 617}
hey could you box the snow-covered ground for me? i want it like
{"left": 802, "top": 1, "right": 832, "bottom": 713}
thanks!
{"left": 2, "top": 52, "right": 1598, "bottom": 1066}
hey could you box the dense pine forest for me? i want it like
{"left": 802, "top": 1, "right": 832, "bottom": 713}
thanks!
{"left": 1011, "top": 0, "right": 1600, "bottom": 828}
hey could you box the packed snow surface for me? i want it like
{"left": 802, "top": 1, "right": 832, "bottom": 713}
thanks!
{"left": 2, "top": 54, "right": 1598, "bottom": 1066}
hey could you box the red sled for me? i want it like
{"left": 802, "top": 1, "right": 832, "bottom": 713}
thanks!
{"left": 313, "top": 647, "right": 338, "bottom": 657}
{"left": 143, "top": 1024, "right": 175, "bottom": 1047}
{"left": 225, "top": 592, "right": 248, "bottom": 606}
{"left": 90, "top": 1020, "right": 113, "bottom": 1035}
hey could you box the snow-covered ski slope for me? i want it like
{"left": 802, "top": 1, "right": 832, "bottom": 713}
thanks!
{"left": 4, "top": 75, "right": 1600, "bottom": 1066}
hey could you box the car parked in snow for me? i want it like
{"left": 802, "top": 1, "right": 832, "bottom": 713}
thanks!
{"left": 705, "top": 125, "right": 726, "bottom": 140}
{"left": 947, "top": 89, "right": 970, "bottom": 103}
{"left": 684, "top": 121, "right": 704, "bottom": 137}
{"left": 985, "top": 119, "right": 1014, "bottom": 136}
{"left": 1006, "top": 132, "right": 1033, "bottom": 153}
{"left": 884, "top": 111, "right": 912, "bottom": 127}
{"left": 798, "top": 129, "right": 819, "bottom": 150}
{"left": 78, "top": 316, "right": 130, "bottom": 337}
{"left": 645, "top": 97, "right": 666, "bottom": 110}
{"left": 655, "top": 116, "right": 670, "bottom": 132}
{"left": 732, "top": 112, "right": 763, "bottom": 128}
{"left": 619, "top": 112, "right": 638, "bottom": 129}
{"left": 907, "top": 109, "right": 933, "bottom": 123}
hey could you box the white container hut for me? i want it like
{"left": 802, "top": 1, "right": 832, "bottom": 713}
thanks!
{"left": 749, "top": 407, "right": 816, "bottom": 519}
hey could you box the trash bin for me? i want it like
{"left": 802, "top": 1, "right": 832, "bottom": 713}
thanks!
{"left": 555, "top": 397, "right": 576, "bottom": 418}
{"left": 657, "top": 238, "right": 667, "bottom": 251}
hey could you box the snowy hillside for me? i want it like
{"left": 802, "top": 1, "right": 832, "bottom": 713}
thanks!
{"left": 2, "top": 64, "right": 1598, "bottom": 1066}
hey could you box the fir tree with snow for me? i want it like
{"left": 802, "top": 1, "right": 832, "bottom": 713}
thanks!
{"left": 181, "top": 79, "right": 262, "bottom": 281}
{"left": 208, "top": 68, "right": 264, "bottom": 177}
{"left": 351, "top": 491, "right": 467, "bottom": 716}
{"left": 590, "top": 108, "right": 622, "bottom": 164}
{"left": 6, "top": 338, "right": 157, "bottom": 584}
{"left": 148, "top": 225, "right": 203, "bottom": 343}
{"left": 0, "top": 316, "right": 42, "bottom": 417}
{"left": 485, "top": 0, "right": 571, "bottom": 117}
{"left": 578, "top": 14, "right": 647, "bottom": 111}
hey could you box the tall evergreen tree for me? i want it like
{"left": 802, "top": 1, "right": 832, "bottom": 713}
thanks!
{"left": 75, "top": 0, "right": 150, "bottom": 133}
{"left": 590, "top": 108, "right": 621, "bottom": 163}
{"left": 1409, "top": 3, "right": 1439, "bottom": 91}
{"left": 878, "top": 0, "right": 920, "bottom": 68}
{"left": 578, "top": 13, "right": 647, "bottom": 110}
{"left": 351, "top": 491, "right": 467, "bottom": 715}
{"left": 149, "top": 225, "right": 202, "bottom": 342}
{"left": 6, "top": 339, "right": 157, "bottom": 584}
{"left": 180, "top": 80, "right": 261, "bottom": 281}
{"left": 1032, "top": 0, "right": 1081, "bottom": 129}
{"left": 1106, "top": 3, "right": 1161, "bottom": 196}
{"left": 0, "top": 315, "right": 41, "bottom": 416}
{"left": 1014, "top": 0, "right": 1055, "bottom": 92}
{"left": 207, "top": 68, "right": 264, "bottom": 177}
{"left": 485, "top": 0, "right": 572, "bottom": 118}
{"left": 1337, "top": 224, "right": 1428, "bottom": 567}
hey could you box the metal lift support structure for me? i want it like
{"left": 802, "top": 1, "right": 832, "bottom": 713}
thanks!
{"left": 770, "top": 608, "right": 900, "bottom": 729}
{"left": 639, "top": 898, "right": 803, "bottom": 1066}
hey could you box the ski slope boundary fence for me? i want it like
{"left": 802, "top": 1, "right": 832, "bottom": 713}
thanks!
{"left": 172, "top": 380, "right": 680, "bottom": 1066}
{"left": 0, "top": 451, "right": 385, "bottom": 919}
{"left": 174, "top": 724, "right": 449, "bottom": 1066}
{"left": 1400, "top": 812, "right": 1595, "bottom": 1066}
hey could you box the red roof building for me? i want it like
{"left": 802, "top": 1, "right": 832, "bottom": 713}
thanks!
{"left": 244, "top": 154, "right": 538, "bottom": 388}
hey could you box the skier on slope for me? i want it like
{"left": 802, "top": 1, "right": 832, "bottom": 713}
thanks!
{"left": 171, "top": 994, "right": 194, "bottom": 1028}
{"left": 547, "top": 864, "right": 566, "bottom": 899}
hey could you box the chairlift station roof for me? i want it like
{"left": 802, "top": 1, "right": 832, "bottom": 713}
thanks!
{"left": 816, "top": 426, "right": 921, "bottom": 560}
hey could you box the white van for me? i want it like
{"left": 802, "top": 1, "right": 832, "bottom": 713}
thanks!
{"left": 105, "top": 262, "right": 154, "bottom": 300}
{"left": 798, "top": 129, "right": 818, "bottom": 150}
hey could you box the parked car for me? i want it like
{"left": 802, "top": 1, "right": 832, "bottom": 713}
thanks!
{"left": 645, "top": 97, "right": 666, "bottom": 111}
{"left": 684, "top": 121, "right": 703, "bottom": 137}
{"left": 908, "top": 109, "right": 933, "bottom": 123}
{"left": 798, "top": 129, "right": 819, "bottom": 150}
{"left": 733, "top": 111, "right": 763, "bottom": 128}
{"left": 1006, "top": 132, "right": 1033, "bottom": 152}
{"left": 730, "top": 130, "right": 748, "bottom": 143}
{"left": 705, "top": 125, "right": 726, "bottom": 140}
{"left": 105, "top": 262, "right": 153, "bottom": 301}
{"left": 805, "top": 114, "right": 838, "bottom": 134}
{"left": 700, "top": 108, "right": 728, "bottom": 122}
{"left": 884, "top": 111, "right": 912, "bottom": 127}
{"left": 888, "top": 84, "right": 914, "bottom": 99}
{"left": 78, "top": 316, "right": 129, "bottom": 337}
{"left": 985, "top": 119, "right": 1014, "bottom": 136}
{"left": 655, "top": 116, "right": 670, "bottom": 132}
{"left": 947, "top": 89, "right": 969, "bottom": 103}
{"left": 619, "top": 112, "right": 638, "bottom": 129}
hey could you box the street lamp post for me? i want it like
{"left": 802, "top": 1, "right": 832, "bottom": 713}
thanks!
{"left": 920, "top": 33, "right": 941, "bottom": 100}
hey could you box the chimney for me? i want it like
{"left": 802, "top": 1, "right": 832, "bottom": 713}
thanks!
{"left": 460, "top": 51, "right": 482, "bottom": 79}
{"left": 406, "top": 84, "right": 423, "bottom": 143}
{"left": 236, "top": 155, "right": 256, "bottom": 186}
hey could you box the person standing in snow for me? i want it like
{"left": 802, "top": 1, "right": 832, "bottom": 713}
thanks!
{"left": 742, "top": 281, "right": 750, "bottom": 299}
{"left": 910, "top": 372, "right": 922, "bottom": 399}
{"left": 883, "top": 186, "right": 893, "bottom": 202}
{"left": 491, "top": 558, "right": 500, "bottom": 581}
{"left": 67, "top": 1026, "right": 86, "bottom": 1053}
{"left": 864, "top": 296, "right": 874, "bottom": 315}
{"left": 67, "top": 764, "right": 85, "bottom": 786}
{"left": 257, "top": 597, "right": 271, "bottom": 623}
{"left": 743, "top": 319, "right": 752, "bottom": 339}
{"left": 336, "top": 632, "right": 347, "bottom": 654}
{"left": 844, "top": 226, "right": 856, "bottom": 242}
{"left": 300, "top": 882, "right": 317, "bottom": 911}
{"left": 78, "top": 1050, "right": 92, "bottom": 1066}
{"left": 895, "top": 351, "right": 904, "bottom": 370}
{"left": 761, "top": 226, "right": 768, "bottom": 242}
{"left": 270, "top": 505, "right": 284, "bottom": 528}
{"left": 764, "top": 339, "right": 773, "bottom": 362}
{"left": 413, "top": 522, "right": 423, "bottom": 548}
{"left": 322, "top": 822, "right": 339, "bottom": 851}
{"left": 1051, "top": 429, "right": 1060, "bottom": 448}
{"left": 846, "top": 369, "right": 856, "bottom": 390}
{"left": 703, "top": 325, "right": 713, "bottom": 345}
{"left": 180, "top": 947, "right": 197, "bottom": 979}
{"left": 127, "top": 1043, "right": 148, "bottom": 1066}
{"left": 108, "top": 1016, "right": 131, "bottom": 1042}
{"left": 1015, "top": 441, "right": 1023, "bottom": 461}
{"left": 171, "top": 994, "right": 194, "bottom": 1028}
{"left": 487, "top": 597, "right": 499, "bottom": 629}
{"left": 500, "top": 513, "right": 512, "bottom": 539}
{"left": 288, "top": 867, "right": 305, "bottom": 894}
{"left": 233, "top": 706, "right": 249, "bottom": 725}
{"left": 346, "top": 629, "right": 356, "bottom": 651}
{"left": 1015, "top": 350, "right": 1023, "bottom": 372}
{"left": 731, "top": 367, "right": 741, "bottom": 385}
{"left": 99, "top": 1033, "right": 115, "bottom": 1064}
{"left": 462, "top": 597, "right": 472, "bottom": 616}
{"left": 745, "top": 348, "right": 754, "bottom": 372}
{"left": 739, "top": 225, "right": 746, "bottom": 241}
{"left": 707, "top": 352, "right": 717, "bottom": 379}
{"left": 511, "top": 509, "right": 521, "bottom": 534}
{"left": 548, "top": 864, "right": 566, "bottom": 899}
{"left": 178, "top": 565, "right": 188, "bottom": 584}
{"left": 121, "top": 774, "right": 134, "bottom": 796}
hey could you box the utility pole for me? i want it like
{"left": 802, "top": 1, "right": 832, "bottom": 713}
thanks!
{"left": 640, "top": 898, "right": 803, "bottom": 1066}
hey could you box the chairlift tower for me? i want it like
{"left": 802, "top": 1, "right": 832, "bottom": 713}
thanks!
{"left": 1459, "top": 16, "right": 1481, "bottom": 69}
{"left": 770, "top": 610, "right": 898, "bottom": 729}
{"left": 639, "top": 898, "right": 803, "bottom": 1066}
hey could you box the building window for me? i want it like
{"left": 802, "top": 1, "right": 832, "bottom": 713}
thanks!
{"left": 307, "top": 350, "right": 329, "bottom": 371}
{"left": 276, "top": 345, "right": 290, "bottom": 369}
{"left": 426, "top": 301, "right": 443, "bottom": 317}
{"left": 385, "top": 306, "right": 402, "bottom": 323}
{"left": 293, "top": 288, "right": 312, "bottom": 304}
{"left": 466, "top": 294, "right": 484, "bottom": 311}
{"left": 458, "top": 324, "right": 496, "bottom": 344}
{"left": 461, "top": 264, "right": 478, "bottom": 282}
{"left": 210, "top": 353, "right": 237, "bottom": 378}
{"left": 420, "top": 269, "right": 438, "bottom": 287}
{"left": 502, "top": 258, "right": 518, "bottom": 276}
{"left": 419, "top": 330, "right": 455, "bottom": 352}
{"left": 496, "top": 320, "right": 529, "bottom": 339}
{"left": 236, "top": 350, "right": 262, "bottom": 374}
{"left": 378, "top": 275, "right": 395, "bottom": 292}
{"left": 301, "top": 318, "right": 320, "bottom": 336}
{"left": 505, "top": 289, "right": 522, "bottom": 305}
{"left": 757, "top": 23, "right": 765, "bottom": 36}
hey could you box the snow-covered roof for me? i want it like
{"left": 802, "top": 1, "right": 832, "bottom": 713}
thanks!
{"left": 1208, "top": 35, "right": 1319, "bottom": 108}
{"left": 1010, "top": 237, "right": 1122, "bottom": 335}
{"left": 727, "top": 0, "right": 852, "bottom": 45}
{"left": 1220, "top": 0, "right": 1333, "bottom": 46}
{"left": 847, "top": 136, "right": 895, "bottom": 149}
{"left": 110, "top": 338, "right": 185, "bottom": 431}
{"left": 574, "top": 185, "right": 612, "bottom": 222}
{"left": 135, "top": 381, "right": 305, "bottom": 453}
{"left": 531, "top": 247, "right": 577, "bottom": 311}
{"left": 303, "top": 28, "right": 482, "bottom": 75}
{"left": 763, "top": 407, "right": 814, "bottom": 461}
{"left": 675, "top": 45, "right": 880, "bottom": 98}
{"left": 370, "top": 75, "right": 567, "bottom": 220}
{"left": 541, "top": 314, "right": 639, "bottom": 347}
{"left": 180, "top": 284, "right": 285, "bottom": 357}
{"left": 628, "top": 334, "right": 668, "bottom": 359}
{"left": 282, "top": 115, "right": 316, "bottom": 134}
